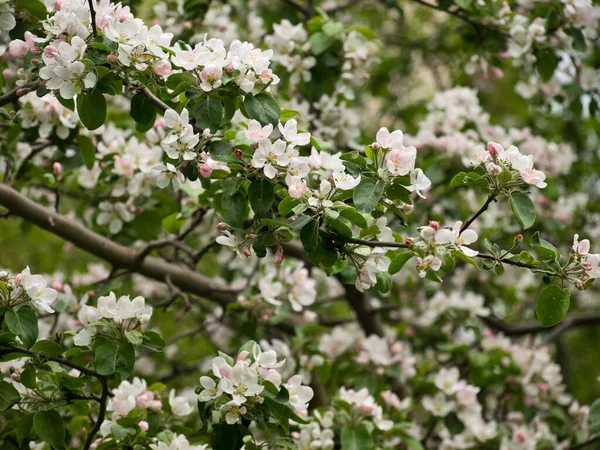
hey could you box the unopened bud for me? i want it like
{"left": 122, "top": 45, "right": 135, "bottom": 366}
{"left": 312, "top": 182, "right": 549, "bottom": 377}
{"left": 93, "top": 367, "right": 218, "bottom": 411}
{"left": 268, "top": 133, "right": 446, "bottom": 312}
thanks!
{"left": 234, "top": 148, "right": 243, "bottom": 158}
{"left": 16, "top": 88, "right": 28, "bottom": 97}
{"left": 10, "top": 372, "right": 20, "bottom": 381}
{"left": 138, "top": 421, "right": 149, "bottom": 432}
{"left": 243, "top": 248, "right": 252, "bottom": 257}
{"left": 487, "top": 142, "right": 502, "bottom": 157}
{"left": 51, "top": 280, "right": 63, "bottom": 291}
{"left": 216, "top": 222, "right": 228, "bottom": 230}
{"left": 31, "top": 58, "right": 41, "bottom": 66}
{"left": 371, "top": 142, "right": 381, "bottom": 150}
{"left": 575, "top": 281, "right": 584, "bottom": 291}
{"left": 199, "top": 163, "right": 213, "bottom": 178}
{"left": 273, "top": 252, "right": 284, "bottom": 265}
{"left": 487, "top": 163, "right": 502, "bottom": 175}
{"left": 404, "top": 237, "right": 415, "bottom": 246}
{"left": 107, "top": 54, "right": 116, "bottom": 63}
{"left": 31, "top": 46, "right": 43, "bottom": 55}
{"left": 14, "top": 273, "right": 21, "bottom": 285}
{"left": 53, "top": 162, "right": 62, "bottom": 176}
{"left": 245, "top": 233, "right": 256, "bottom": 239}
{"left": 402, "top": 204, "right": 414, "bottom": 214}
{"left": 583, "top": 262, "right": 593, "bottom": 271}
{"left": 429, "top": 220, "right": 439, "bottom": 230}
{"left": 515, "top": 234, "right": 523, "bottom": 243}
{"left": 202, "top": 129, "right": 211, "bottom": 139}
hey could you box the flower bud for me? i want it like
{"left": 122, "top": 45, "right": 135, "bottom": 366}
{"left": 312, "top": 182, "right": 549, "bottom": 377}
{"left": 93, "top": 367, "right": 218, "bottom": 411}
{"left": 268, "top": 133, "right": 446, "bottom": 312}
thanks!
{"left": 10, "top": 372, "right": 20, "bottom": 381}
{"left": 487, "top": 163, "right": 502, "bottom": 175}
{"left": 245, "top": 233, "right": 256, "bottom": 239}
{"left": 107, "top": 54, "right": 117, "bottom": 63}
{"left": 402, "top": 204, "right": 414, "bottom": 214}
{"left": 371, "top": 142, "right": 381, "bottom": 150}
{"left": 202, "top": 129, "right": 211, "bottom": 139}
{"left": 515, "top": 234, "right": 523, "bottom": 243}
{"left": 216, "top": 222, "right": 228, "bottom": 230}
{"left": 273, "top": 252, "right": 284, "bottom": 265}
{"left": 487, "top": 142, "right": 502, "bottom": 157}
{"left": 234, "top": 148, "right": 243, "bottom": 158}
{"left": 138, "top": 421, "right": 149, "bottom": 432}
{"left": 303, "top": 310, "right": 317, "bottom": 322}
{"left": 404, "top": 237, "right": 415, "bottom": 246}
{"left": 199, "top": 163, "right": 213, "bottom": 178}
{"left": 31, "top": 46, "right": 43, "bottom": 55}
{"left": 429, "top": 220, "right": 439, "bottom": 230}
{"left": 243, "top": 248, "right": 252, "bottom": 257}
{"left": 51, "top": 280, "right": 63, "bottom": 291}
{"left": 53, "top": 162, "right": 62, "bottom": 176}
{"left": 14, "top": 273, "right": 21, "bottom": 285}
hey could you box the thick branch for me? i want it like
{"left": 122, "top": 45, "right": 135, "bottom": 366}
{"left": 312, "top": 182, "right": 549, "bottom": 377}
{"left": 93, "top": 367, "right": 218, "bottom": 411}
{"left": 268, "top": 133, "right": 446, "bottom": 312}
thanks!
{"left": 0, "top": 184, "right": 300, "bottom": 334}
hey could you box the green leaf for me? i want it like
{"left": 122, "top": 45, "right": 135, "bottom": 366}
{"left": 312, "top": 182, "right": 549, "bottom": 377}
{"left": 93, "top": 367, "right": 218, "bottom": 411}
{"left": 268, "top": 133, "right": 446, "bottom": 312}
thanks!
{"left": 301, "top": 220, "right": 320, "bottom": 253}
{"left": 454, "top": 0, "right": 472, "bottom": 8}
{"left": 589, "top": 399, "right": 600, "bottom": 432}
{"left": 535, "top": 47, "right": 560, "bottom": 82}
{"left": 209, "top": 140, "right": 235, "bottom": 162}
{"left": 451, "top": 249, "right": 480, "bottom": 270}
{"left": 243, "top": 93, "right": 280, "bottom": 126}
{"left": 278, "top": 196, "right": 301, "bottom": 216}
{"left": 94, "top": 338, "right": 135, "bottom": 379}
{"left": 570, "top": 27, "right": 587, "bottom": 52}
{"left": 509, "top": 192, "right": 536, "bottom": 229}
{"left": 325, "top": 214, "right": 352, "bottom": 239}
{"left": 0, "top": 380, "right": 20, "bottom": 411}
{"left": 530, "top": 232, "right": 560, "bottom": 261}
{"left": 353, "top": 177, "right": 385, "bottom": 213}
{"left": 211, "top": 424, "right": 241, "bottom": 450}
{"left": 31, "top": 339, "right": 62, "bottom": 356}
{"left": 222, "top": 192, "right": 248, "bottom": 228}
{"left": 16, "top": 0, "right": 47, "bottom": 20}
{"left": 77, "top": 91, "right": 107, "bottom": 131}
{"left": 341, "top": 425, "right": 373, "bottom": 450}
{"left": 33, "top": 410, "right": 66, "bottom": 449}
{"left": 248, "top": 179, "right": 274, "bottom": 218}
{"left": 388, "top": 252, "right": 414, "bottom": 275}
{"left": 535, "top": 285, "right": 570, "bottom": 327}
{"left": 130, "top": 93, "right": 157, "bottom": 126}
{"left": 20, "top": 365, "right": 36, "bottom": 389}
{"left": 5, "top": 307, "right": 38, "bottom": 348}
{"left": 77, "top": 135, "right": 96, "bottom": 170}
{"left": 16, "top": 414, "right": 33, "bottom": 446}
{"left": 308, "top": 32, "right": 334, "bottom": 55}
{"left": 338, "top": 207, "right": 368, "bottom": 229}
{"left": 193, "top": 96, "right": 223, "bottom": 133}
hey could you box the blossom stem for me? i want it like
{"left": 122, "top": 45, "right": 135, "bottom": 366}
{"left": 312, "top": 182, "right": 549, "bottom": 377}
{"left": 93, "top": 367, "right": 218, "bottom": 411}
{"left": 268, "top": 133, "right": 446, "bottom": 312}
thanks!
{"left": 460, "top": 194, "right": 496, "bottom": 233}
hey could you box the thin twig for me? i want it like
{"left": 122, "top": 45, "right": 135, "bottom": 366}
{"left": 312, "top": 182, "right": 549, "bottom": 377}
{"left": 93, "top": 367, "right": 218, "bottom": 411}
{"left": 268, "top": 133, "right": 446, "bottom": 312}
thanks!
{"left": 87, "top": 0, "right": 98, "bottom": 37}
{"left": 0, "top": 82, "right": 39, "bottom": 108}
{"left": 460, "top": 194, "right": 496, "bottom": 233}
{"left": 83, "top": 376, "right": 109, "bottom": 450}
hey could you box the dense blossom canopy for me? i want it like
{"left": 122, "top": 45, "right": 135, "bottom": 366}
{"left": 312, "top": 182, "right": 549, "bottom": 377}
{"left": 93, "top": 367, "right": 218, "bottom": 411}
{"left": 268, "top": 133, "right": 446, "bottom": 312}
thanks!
{"left": 0, "top": 0, "right": 599, "bottom": 449}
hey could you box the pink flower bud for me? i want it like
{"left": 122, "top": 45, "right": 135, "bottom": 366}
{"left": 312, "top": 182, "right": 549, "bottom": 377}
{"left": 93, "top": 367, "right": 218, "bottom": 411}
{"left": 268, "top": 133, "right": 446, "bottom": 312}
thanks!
{"left": 202, "top": 129, "right": 211, "bottom": 139}
{"left": 138, "top": 421, "right": 149, "bottom": 432}
{"left": 243, "top": 248, "right": 252, "bottom": 257}
{"left": 404, "top": 237, "right": 415, "bottom": 246}
{"left": 576, "top": 281, "right": 585, "bottom": 291}
{"left": 371, "top": 142, "right": 381, "bottom": 150}
{"left": 487, "top": 142, "right": 502, "bottom": 157}
{"left": 51, "top": 280, "right": 63, "bottom": 290}
{"left": 216, "top": 222, "right": 227, "bottom": 230}
{"left": 273, "top": 252, "right": 284, "bottom": 265}
{"left": 53, "top": 162, "right": 62, "bottom": 175}
{"left": 487, "top": 163, "right": 502, "bottom": 175}
{"left": 583, "top": 262, "right": 593, "bottom": 270}
{"left": 245, "top": 233, "right": 256, "bottom": 239}
{"left": 14, "top": 273, "right": 21, "bottom": 284}
{"left": 493, "top": 67, "right": 504, "bottom": 79}
{"left": 429, "top": 220, "right": 439, "bottom": 230}
{"left": 515, "top": 234, "right": 523, "bottom": 243}
{"left": 183, "top": 21, "right": 192, "bottom": 30}
{"left": 8, "top": 40, "right": 28, "bottom": 58}
{"left": 54, "top": 0, "right": 62, "bottom": 10}
{"left": 153, "top": 59, "right": 172, "bottom": 77}
{"left": 200, "top": 163, "right": 213, "bottom": 178}
{"left": 31, "top": 46, "right": 43, "bottom": 55}
{"left": 402, "top": 204, "right": 414, "bottom": 213}
{"left": 16, "top": 88, "right": 28, "bottom": 97}
{"left": 234, "top": 148, "right": 243, "bottom": 158}
{"left": 107, "top": 54, "right": 116, "bottom": 63}
{"left": 237, "top": 351, "right": 249, "bottom": 361}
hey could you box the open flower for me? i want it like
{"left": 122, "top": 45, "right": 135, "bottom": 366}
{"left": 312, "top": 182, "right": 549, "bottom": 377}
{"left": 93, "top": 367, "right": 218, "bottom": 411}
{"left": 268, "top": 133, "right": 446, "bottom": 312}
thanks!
{"left": 19, "top": 267, "right": 57, "bottom": 314}
{"left": 435, "top": 221, "right": 479, "bottom": 256}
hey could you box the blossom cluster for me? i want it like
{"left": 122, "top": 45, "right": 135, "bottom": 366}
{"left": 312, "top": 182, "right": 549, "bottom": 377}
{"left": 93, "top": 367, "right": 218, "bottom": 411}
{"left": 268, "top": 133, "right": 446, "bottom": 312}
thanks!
{"left": 197, "top": 342, "right": 314, "bottom": 425}
{"left": 0, "top": 266, "right": 58, "bottom": 314}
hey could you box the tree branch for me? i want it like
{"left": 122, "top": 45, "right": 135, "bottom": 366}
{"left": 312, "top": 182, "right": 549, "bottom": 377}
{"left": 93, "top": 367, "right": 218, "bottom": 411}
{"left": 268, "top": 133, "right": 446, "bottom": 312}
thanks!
{"left": 481, "top": 312, "right": 600, "bottom": 341}
{"left": 83, "top": 376, "right": 109, "bottom": 450}
{"left": 87, "top": 0, "right": 98, "bottom": 37}
{"left": 0, "top": 184, "right": 299, "bottom": 335}
{"left": 460, "top": 194, "right": 496, "bottom": 233}
{"left": 0, "top": 82, "right": 40, "bottom": 108}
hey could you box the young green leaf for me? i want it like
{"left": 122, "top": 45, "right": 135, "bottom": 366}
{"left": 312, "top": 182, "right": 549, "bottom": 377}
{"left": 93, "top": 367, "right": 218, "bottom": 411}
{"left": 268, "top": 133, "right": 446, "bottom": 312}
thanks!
{"left": 535, "top": 285, "right": 570, "bottom": 327}
{"left": 510, "top": 192, "right": 536, "bottom": 229}
{"left": 76, "top": 91, "right": 107, "bottom": 131}
{"left": 248, "top": 179, "right": 274, "bottom": 218}
{"left": 353, "top": 177, "right": 385, "bottom": 213}
{"left": 5, "top": 306, "right": 38, "bottom": 348}
{"left": 243, "top": 93, "right": 280, "bottom": 126}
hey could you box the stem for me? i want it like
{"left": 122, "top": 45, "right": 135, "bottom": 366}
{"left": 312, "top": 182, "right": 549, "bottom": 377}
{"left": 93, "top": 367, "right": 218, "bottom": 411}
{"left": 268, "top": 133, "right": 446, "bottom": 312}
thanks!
{"left": 87, "top": 0, "right": 98, "bottom": 37}
{"left": 83, "top": 377, "right": 109, "bottom": 450}
{"left": 460, "top": 194, "right": 496, "bottom": 233}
